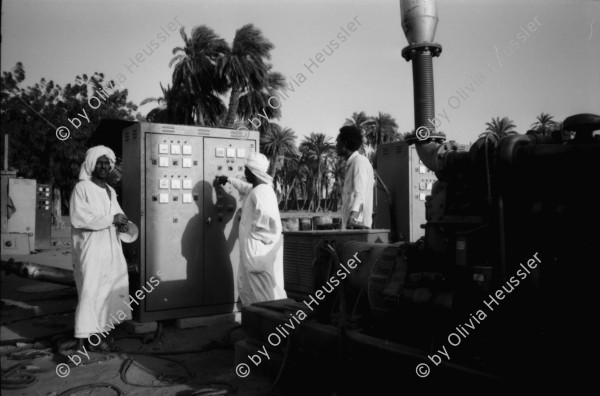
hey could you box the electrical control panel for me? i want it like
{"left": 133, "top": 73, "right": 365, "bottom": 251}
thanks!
{"left": 374, "top": 142, "right": 469, "bottom": 242}
{"left": 121, "top": 122, "right": 259, "bottom": 322}
{"left": 374, "top": 142, "right": 436, "bottom": 242}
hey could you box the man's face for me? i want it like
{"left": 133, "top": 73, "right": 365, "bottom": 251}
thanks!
{"left": 92, "top": 155, "right": 111, "bottom": 180}
{"left": 244, "top": 166, "right": 254, "bottom": 183}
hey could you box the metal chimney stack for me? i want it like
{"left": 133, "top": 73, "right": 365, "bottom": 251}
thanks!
{"left": 400, "top": 0, "right": 444, "bottom": 142}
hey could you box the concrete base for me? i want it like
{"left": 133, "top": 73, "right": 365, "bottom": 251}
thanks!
{"left": 175, "top": 311, "right": 241, "bottom": 330}
{"left": 122, "top": 319, "right": 158, "bottom": 334}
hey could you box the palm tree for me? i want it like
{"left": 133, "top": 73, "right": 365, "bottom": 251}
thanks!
{"left": 280, "top": 154, "right": 301, "bottom": 211}
{"left": 326, "top": 155, "right": 346, "bottom": 211}
{"left": 169, "top": 26, "right": 228, "bottom": 126}
{"left": 365, "top": 112, "right": 400, "bottom": 147}
{"left": 530, "top": 112, "right": 559, "bottom": 135}
{"left": 260, "top": 123, "right": 298, "bottom": 200}
{"left": 299, "top": 133, "right": 336, "bottom": 212}
{"left": 218, "top": 24, "right": 274, "bottom": 127}
{"left": 237, "top": 69, "right": 286, "bottom": 126}
{"left": 479, "top": 116, "right": 518, "bottom": 139}
{"left": 141, "top": 83, "right": 193, "bottom": 124}
{"left": 141, "top": 83, "right": 169, "bottom": 122}
{"left": 344, "top": 111, "right": 369, "bottom": 129}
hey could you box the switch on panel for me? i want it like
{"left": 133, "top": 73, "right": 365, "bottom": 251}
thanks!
{"left": 226, "top": 148, "right": 236, "bottom": 158}
{"left": 159, "top": 179, "right": 169, "bottom": 189}
{"left": 215, "top": 148, "right": 225, "bottom": 157}
{"left": 182, "top": 145, "right": 192, "bottom": 155}
{"left": 159, "top": 193, "right": 169, "bottom": 203}
{"left": 159, "top": 144, "right": 169, "bottom": 154}
{"left": 419, "top": 166, "right": 427, "bottom": 174}
{"left": 419, "top": 193, "right": 426, "bottom": 201}
{"left": 171, "top": 179, "right": 181, "bottom": 189}
{"left": 171, "top": 145, "right": 181, "bottom": 155}
{"left": 237, "top": 148, "right": 246, "bottom": 158}
{"left": 426, "top": 182, "right": 433, "bottom": 191}
{"left": 419, "top": 182, "right": 426, "bottom": 190}
{"left": 183, "top": 193, "right": 193, "bottom": 203}
{"left": 182, "top": 158, "right": 192, "bottom": 168}
{"left": 159, "top": 157, "right": 169, "bottom": 167}
{"left": 183, "top": 179, "right": 193, "bottom": 189}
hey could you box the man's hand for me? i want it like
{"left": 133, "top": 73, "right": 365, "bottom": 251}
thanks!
{"left": 346, "top": 211, "right": 359, "bottom": 228}
{"left": 113, "top": 213, "right": 128, "bottom": 226}
{"left": 347, "top": 211, "right": 369, "bottom": 229}
{"left": 217, "top": 175, "right": 229, "bottom": 186}
{"left": 118, "top": 223, "right": 129, "bottom": 233}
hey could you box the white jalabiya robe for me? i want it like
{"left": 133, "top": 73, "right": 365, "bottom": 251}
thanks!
{"left": 229, "top": 178, "right": 287, "bottom": 305}
{"left": 341, "top": 151, "right": 374, "bottom": 229}
{"left": 70, "top": 181, "right": 131, "bottom": 338}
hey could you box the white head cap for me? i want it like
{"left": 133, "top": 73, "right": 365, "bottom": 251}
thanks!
{"left": 245, "top": 151, "right": 273, "bottom": 184}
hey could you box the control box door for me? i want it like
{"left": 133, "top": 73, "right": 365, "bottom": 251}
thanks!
{"left": 144, "top": 133, "right": 205, "bottom": 311}
{"left": 202, "top": 137, "right": 257, "bottom": 306}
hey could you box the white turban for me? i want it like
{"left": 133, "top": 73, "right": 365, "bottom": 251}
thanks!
{"left": 78, "top": 145, "right": 116, "bottom": 181}
{"left": 245, "top": 152, "right": 273, "bottom": 184}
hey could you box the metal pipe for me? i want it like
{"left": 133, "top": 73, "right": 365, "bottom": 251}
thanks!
{"left": 400, "top": 0, "right": 447, "bottom": 173}
{"left": 1, "top": 259, "right": 75, "bottom": 286}
{"left": 412, "top": 50, "right": 436, "bottom": 132}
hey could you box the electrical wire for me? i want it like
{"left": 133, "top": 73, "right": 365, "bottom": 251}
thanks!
{"left": 119, "top": 356, "right": 191, "bottom": 387}
{"left": 56, "top": 383, "right": 123, "bottom": 396}
{"left": 0, "top": 361, "right": 37, "bottom": 390}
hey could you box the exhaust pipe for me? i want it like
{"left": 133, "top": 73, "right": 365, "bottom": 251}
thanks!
{"left": 400, "top": 0, "right": 463, "bottom": 174}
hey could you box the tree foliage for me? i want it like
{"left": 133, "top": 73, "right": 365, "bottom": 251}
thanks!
{"left": 530, "top": 112, "right": 560, "bottom": 135}
{"left": 479, "top": 116, "right": 518, "bottom": 139}
{"left": 1, "top": 62, "right": 138, "bottom": 208}
{"left": 152, "top": 23, "right": 283, "bottom": 129}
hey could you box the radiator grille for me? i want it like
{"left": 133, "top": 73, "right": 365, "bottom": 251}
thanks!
{"left": 367, "top": 252, "right": 396, "bottom": 317}
{"left": 284, "top": 238, "right": 314, "bottom": 294}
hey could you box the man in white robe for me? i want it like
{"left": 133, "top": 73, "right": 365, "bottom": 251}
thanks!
{"left": 218, "top": 152, "right": 287, "bottom": 305}
{"left": 70, "top": 145, "right": 131, "bottom": 348}
{"left": 336, "top": 125, "right": 374, "bottom": 229}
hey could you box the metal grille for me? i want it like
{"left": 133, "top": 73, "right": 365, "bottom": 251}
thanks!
{"left": 283, "top": 238, "right": 315, "bottom": 293}
{"left": 367, "top": 252, "right": 396, "bottom": 318}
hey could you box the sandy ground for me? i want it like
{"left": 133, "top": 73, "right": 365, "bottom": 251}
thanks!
{"left": 0, "top": 217, "right": 283, "bottom": 395}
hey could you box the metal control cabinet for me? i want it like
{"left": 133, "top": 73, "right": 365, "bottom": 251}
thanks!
{"left": 35, "top": 184, "right": 52, "bottom": 249}
{"left": 374, "top": 142, "right": 436, "bottom": 242}
{"left": 122, "top": 122, "right": 259, "bottom": 322}
{"left": 3, "top": 178, "right": 36, "bottom": 254}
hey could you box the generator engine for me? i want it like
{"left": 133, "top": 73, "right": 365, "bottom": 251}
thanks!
{"left": 239, "top": 0, "right": 600, "bottom": 392}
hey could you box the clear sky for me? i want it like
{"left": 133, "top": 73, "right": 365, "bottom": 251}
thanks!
{"left": 2, "top": 0, "right": 599, "bottom": 145}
